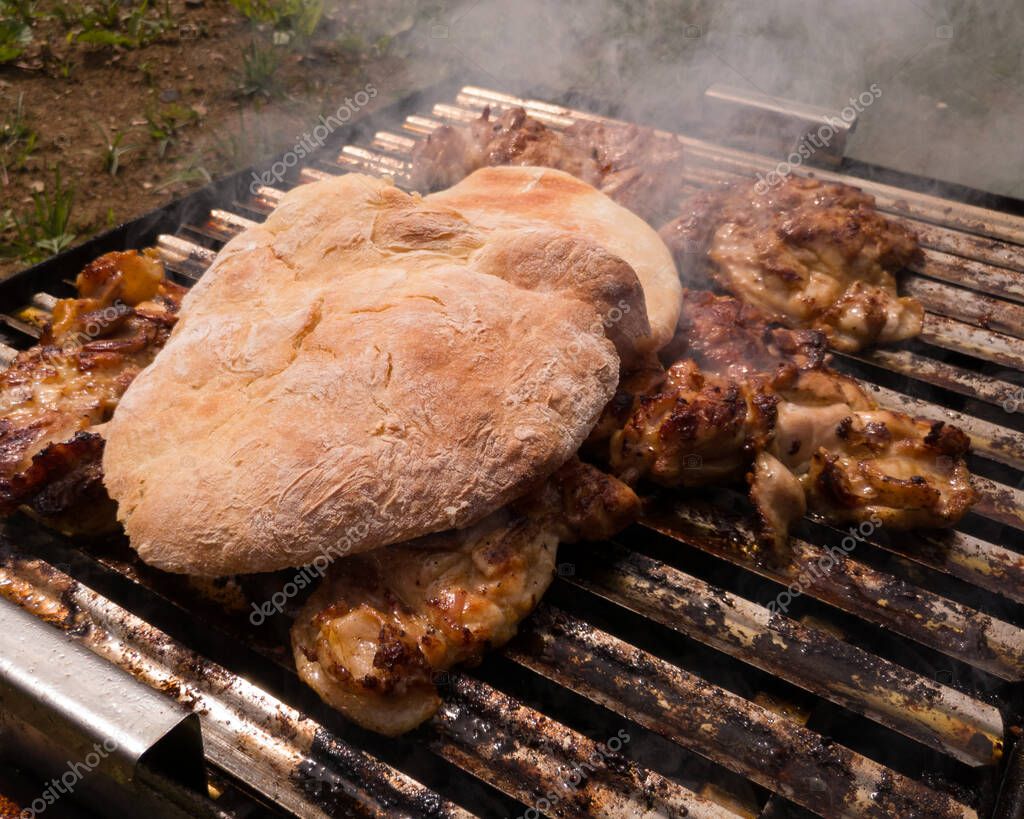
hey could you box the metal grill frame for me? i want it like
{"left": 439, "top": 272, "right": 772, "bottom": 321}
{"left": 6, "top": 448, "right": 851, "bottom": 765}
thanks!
{"left": 2, "top": 78, "right": 1024, "bottom": 819}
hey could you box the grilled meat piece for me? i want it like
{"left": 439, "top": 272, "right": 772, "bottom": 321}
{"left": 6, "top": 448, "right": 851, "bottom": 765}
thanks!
{"left": 595, "top": 293, "right": 973, "bottom": 557}
{"left": 768, "top": 368, "right": 977, "bottom": 530}
{"left": 603, "top": 359, "right": 777, "bottom": 488}
{"left": 0, "top": 250, "right": 184, "bottom": 530}
{"left": 661, "top": 289, "right": 828, "bottom": 378}
{"left": 660, "top": 176, "right": 924, "bottom": 351}
{"left": 410, "top": 106, "right": 601, "bottom": 193}
{"left": 410, "top": 106, "right": 686, "bottom": 224}
{"left": 291, "top": 458, "right": 640, "bottom": 735}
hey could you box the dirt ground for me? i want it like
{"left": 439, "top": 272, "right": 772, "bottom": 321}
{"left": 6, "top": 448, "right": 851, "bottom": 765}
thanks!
{"left": 0, "top": 0, "right": 437, "bottom": 277}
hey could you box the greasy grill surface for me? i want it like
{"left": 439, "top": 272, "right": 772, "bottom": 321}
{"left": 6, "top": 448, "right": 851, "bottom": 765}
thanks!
{"left": 1, "top": 84, "right": 1024, "bottom": 818}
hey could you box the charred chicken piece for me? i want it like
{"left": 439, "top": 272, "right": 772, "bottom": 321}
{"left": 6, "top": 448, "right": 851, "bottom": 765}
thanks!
{"left": 660, "top": 176, "right": 924, "bottom": 351}
{"left": 767, "top": 367, "right": 977, "bottom": 531}
{"left": 410, "top": 106, "right": 601, "bottom": 193}
{"left": 291, "top": 458, "right": 640, "bottom": 736}
{"left": 661, "top": 288, "right": 828, "bottom": 378}
{"left": 596, "top": 358, "right": 778, "bottom": 488}
{"left": 563, "top": 118, "right": 689, "bottom": 224}
{"left": 410, "top": 106, "right": 686, "bottom": 224}
{"left": 598, "top": 293, "right": 974, "bottom": 558}
{"left": 0, "top": 249, "right": 185, "bottom": 532}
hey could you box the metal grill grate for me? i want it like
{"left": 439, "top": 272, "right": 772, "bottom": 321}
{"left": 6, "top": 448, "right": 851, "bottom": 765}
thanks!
{"left": 2, "top": 84, "right": 1024, "bottom": 819}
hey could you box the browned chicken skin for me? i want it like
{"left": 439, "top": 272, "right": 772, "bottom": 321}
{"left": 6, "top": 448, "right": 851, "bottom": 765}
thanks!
{"left": 660, "top": 176, "right": 924, "bottom": 351}
{"left": 0, "top": 250, "right": 185, "bottom": 532}
{"left": 596, "top": 292, "right": 975, "bottom": 558}
{"left": 410, "top": 106, "right": 687, "bottom": 224}
{"left": 290, "top": 458, "right": 640, "bottom": 736}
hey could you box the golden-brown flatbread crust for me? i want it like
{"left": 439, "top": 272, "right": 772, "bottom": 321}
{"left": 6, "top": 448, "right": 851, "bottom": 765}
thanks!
{"left": 427, "top": 166, "right": 682, "bottom": 351}
{"left": 103, "top": 174, "right": 643, "bottom": 575}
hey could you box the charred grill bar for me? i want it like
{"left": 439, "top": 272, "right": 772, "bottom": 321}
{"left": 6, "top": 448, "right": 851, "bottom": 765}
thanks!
{"left": 1, "top": 83, "right": 1023, "bottom": 818}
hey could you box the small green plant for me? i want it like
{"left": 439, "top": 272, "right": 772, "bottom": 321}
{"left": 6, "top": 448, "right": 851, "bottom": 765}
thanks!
{"left": 95, "top": 124, "right": 136, "bottom": 177}
{"left": 0, "top": 166, "right": 76, "bottom": 263}
{"left": 158, "top": 151, "right": 212, "bottom": 191}
{"left": 69, "top": 0, "right": 176, "bottom": 49}
{"left": 229, "top": 0, "right": 323, "bottom": 45}
{"left": 235, "top": 38, "right": 281, "bottom": 98}
{"left": 145, "top": 103, "right": 198, "bottom": 157}
{"left": 2, "top": 0, "right": 39, "bottom": 25}
{"left": 1, "top": 93, "right": 38, "bottom": 183}
{"left": 0, "top": 17, "right": 32, "bottom": 63}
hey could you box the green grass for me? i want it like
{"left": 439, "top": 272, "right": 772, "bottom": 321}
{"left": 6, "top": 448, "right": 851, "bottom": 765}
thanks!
{"left": 56, "top": 0, "right": 177, "bottom": 49}
{"left": 235, "top": 38, "right": 282, "bottom": 98}
{"left": 0, "top": 13, "right": 32, "bottom": 64}
{"left": 146, "top": 103, "right": 199, "bottom": 157}
{"left": 229, "top": 0, "right": 324, "bottom": 46}
{"left": 94, "top": 124, "right": 136, "bottom": 177}
{"left": 0, "top": 166, "right": 76, "bottom": 264}
{"left": 0, "top": 93, "right": 38, "bottom": 183}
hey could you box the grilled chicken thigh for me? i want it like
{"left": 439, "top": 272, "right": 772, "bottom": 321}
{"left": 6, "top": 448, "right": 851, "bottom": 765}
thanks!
{"left": 0, "top": 250, "right": 184, "bottom": 532}
{"left": 291, "top": 458, "right": 640, "bottom": 735}
{"left": 597, "top": 358, "right": 777, "bottom": 488}
{"left": 599, "top": 292, "right": 975, "bottom": 558}
{"left": 660, "top": 176, "right": 924, "bottom": 351}
{"left": 769, "top": 367, "right": 976, "bottom": 531}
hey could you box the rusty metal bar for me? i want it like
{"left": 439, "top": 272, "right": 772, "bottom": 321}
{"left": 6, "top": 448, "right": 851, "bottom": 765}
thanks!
{"left": 508, "top": 606, "right": 977, "bottom": 819}
{"left": 565, "top": 544, "right": 1004, "bottom": 766}
{"left": 903, "top": 278, "right": 1024, "bottom": 340}
{"left": 836, "top": 348, "right": 1023, "bottom": 412}
{"left": 972, "top": 476, "right": 1024, "bottom": 532}
{"left": 642, "top": 502, "right": 1024, "bottom": 682}
{"left": 431, "top": 673, "right": 741, "bottom": 818}
{"left": 922, "top": 315, "right": 1024, "bottom": 371}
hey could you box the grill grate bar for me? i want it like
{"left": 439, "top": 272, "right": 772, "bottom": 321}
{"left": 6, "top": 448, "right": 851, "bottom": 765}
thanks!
{"left": 922, "top": 315, "right": 1024, "bottom": 371}
{"left": 834, "top": 347, "right": 1023, "bottom": 413}
{"left": 431, "top": 672, "right": 741, "bottom": 818}
{"left": 565, "top": 542, "right": 1004, "bottom": 766}
{"left": 815, "top": 522, "right": 1024, "bottom": 606}
{"left": 903, "top": 278, "right": 1024, "bottom": 341}
{"left": 509, "top": 605, "right": 978, "bottom": 819}
{"left": 643, "top": 502, "right": 1024, "bottom": 682}
{"left": 971, "top": 475, "right": 1024, "bottom": 532}
{"left": 904, "top": 221, "right": 1024, "bottom": 278}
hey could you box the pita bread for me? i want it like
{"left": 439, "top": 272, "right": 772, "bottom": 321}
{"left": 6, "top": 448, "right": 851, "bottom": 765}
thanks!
{"left": 102, "top": 173, "right": 646, "bottom": 575}
{"left": 427, "top": 165, "right": 682, "bottom": 350}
